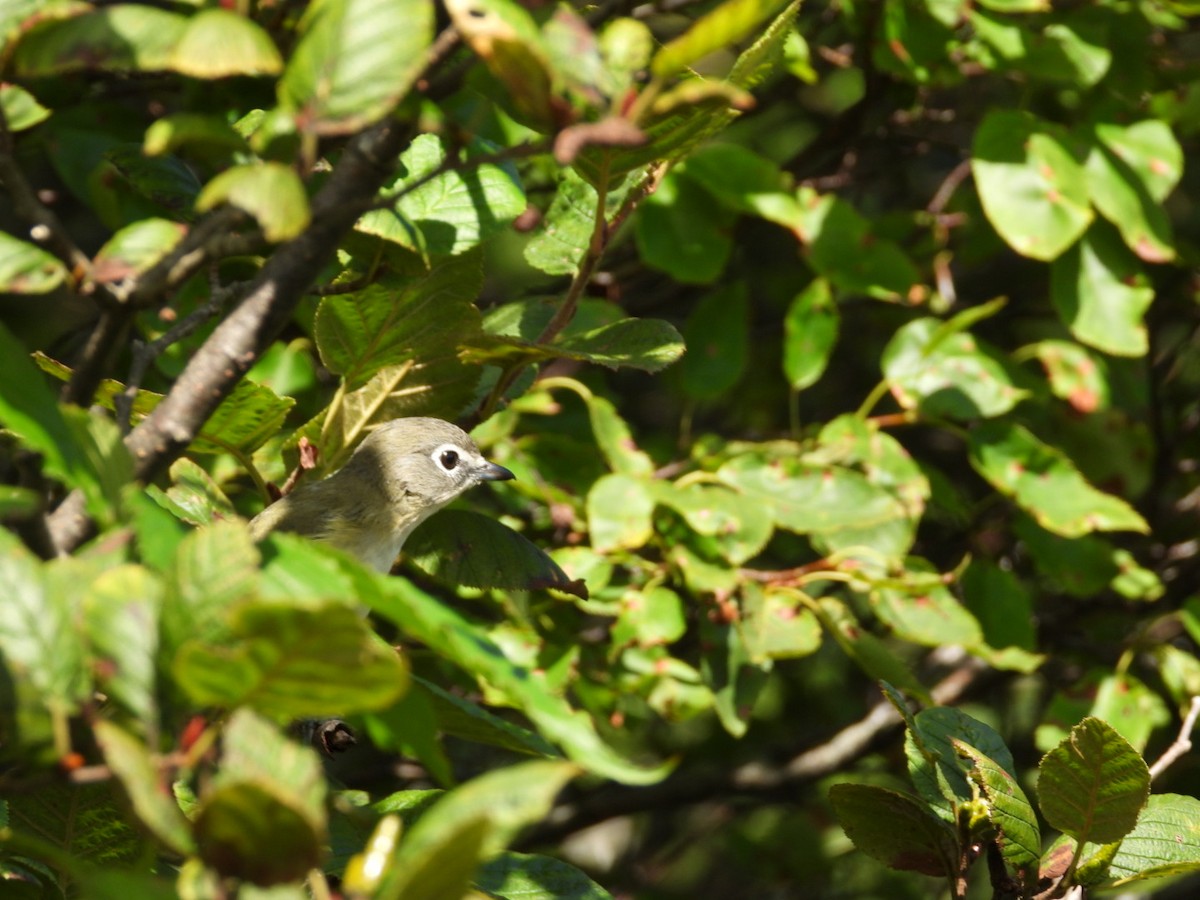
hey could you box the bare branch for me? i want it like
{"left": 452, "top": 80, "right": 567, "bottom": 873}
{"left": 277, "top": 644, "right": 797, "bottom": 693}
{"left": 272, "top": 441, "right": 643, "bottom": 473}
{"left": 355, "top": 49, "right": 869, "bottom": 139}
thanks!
{"left": 113, "top": 276, "right": 247, "bottom": 433}
{"left": 1149, "top": 695, "right": 1200, "bottom": 781}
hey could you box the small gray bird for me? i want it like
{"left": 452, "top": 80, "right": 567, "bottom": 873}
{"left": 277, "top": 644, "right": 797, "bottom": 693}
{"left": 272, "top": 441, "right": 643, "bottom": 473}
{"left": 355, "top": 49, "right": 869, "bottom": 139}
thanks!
{"left": 250, "top": 417, "right": 514, "bottom": 572}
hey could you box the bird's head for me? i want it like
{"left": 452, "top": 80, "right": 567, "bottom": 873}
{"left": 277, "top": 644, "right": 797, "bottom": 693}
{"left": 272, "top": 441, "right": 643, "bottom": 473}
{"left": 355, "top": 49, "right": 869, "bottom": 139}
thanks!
{"left": 347, "top": 417, "right": 514, "bottom": 509}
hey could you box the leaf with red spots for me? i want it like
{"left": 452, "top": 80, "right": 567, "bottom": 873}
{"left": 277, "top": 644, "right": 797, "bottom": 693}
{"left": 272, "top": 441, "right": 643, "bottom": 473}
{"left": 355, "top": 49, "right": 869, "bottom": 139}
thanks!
{"left": 972, "top": 109, "right": 1092, "bottom": 261}
{"left": 969, "top": 421, "right": 1147, "bottom": 537}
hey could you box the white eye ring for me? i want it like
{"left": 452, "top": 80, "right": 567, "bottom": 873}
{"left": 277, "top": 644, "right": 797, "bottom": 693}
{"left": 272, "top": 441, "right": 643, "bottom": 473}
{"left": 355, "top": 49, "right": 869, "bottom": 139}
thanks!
{"left": 431, "top": 444, "right": 464, "bottom": 476}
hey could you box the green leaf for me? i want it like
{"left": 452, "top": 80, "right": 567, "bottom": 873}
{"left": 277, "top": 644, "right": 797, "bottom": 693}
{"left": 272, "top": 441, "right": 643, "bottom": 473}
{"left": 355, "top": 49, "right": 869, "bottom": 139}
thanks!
{"left": 469, "top": 318, "right": 685, "bottom": 376}
{"left": 475, "top": 852, "right": 613, "bottom": 900}
{"left": 0, "top": 231, "right": 67, "bottom": 294}
{"left": 1085, "top": 123, "right": 1178, "bottom": 263}
{"left": 174, "top": 601, "right": 408, "bottom": 718}
{"left": 1029, "top": 339, "right": 1110, "bottom": 413}
{"left": 740, "top": 584, "right": 822, "bottom": 662}
{"left": 651, "top": 0, "right": 792, "bottom": 79}
{"left": 0, "top": 330, "right": 117, "bottom": 516}
{"left": 681, "top": 283, "right": 748, "bottom": 399}
{"left": 907, "top": 706, "right": 1015, "bottom": 817}
{"left": 0, "top": 485, "right": 40, "bottom": 517}
{"left": 99, "top": 145, "right": 202, "bottom": 220}
{"left": 1094, "top": 120, "right": 1182, "bottom": 204}
{"left": 717, "top": 452, "right": 916, "bottom": 558}
{"left": 279, "top": 0, "right": 433, "bottom": 135}
{"left": 194, "top": 710, "right": 326, "bottom": 886}
{"left": 378, "top": 762, "right": 577, "bottom": 900}
{"left": 92, "top": 219, "right": 187, "bottom": 284}
{"left": 972, "top": 109, "right": 1093, "bottom": 261}
{"left": 816, "top": 598, "right": 929, "bottom": 701}
{"left": 170, "top": 8, "right": 282, "bottom": 78}
{"left": 728, "top": 0, "right": 800, "bottom": 88}
{"left": 143, "top": 114, "right": 252, "bottom": 158}
{"left": 1090, "top": 673, "right": 1171, "bottom": 753}
{"left": 556, "top": 318, "right": 686, "bottom": 373}
{"left": 13, "top": 5, "right": 187, "bottom": 75}
{"left": 572, "top": 386, "right": 654, "bottom": 476}
{"left": 783, "top": 278, "right": 839, "bottom": 391}
{"left": 195, "top": 163, "right": 311, "bottom": 242}
{"left": 0, "top": 531, "right": 91, "bottom": 716}
{"left": 954, "top": 741, "right": 1040, "bottom": 876}
{"left": 292, "top": 359, "right": 481, "bottom": 475}
{"left": 414, "top": 677, "right": 558, "bottom": 759}
{"left": 635, "top": 172, "right": 736, "bottom": 284}
{"left": 676, "top": 142, "right": 791, "bottom": 218}
{"left": 960, "top": 561, "right": 1041, "bottom": 670}
{"left": 969, "top": 10, "right": 1111, "bottom": 86}
{"left": 443, "top": 0, "right": 556, "bottom": 130}
{"left": 613, "top": 586, "right": 686, "bottom": 648}
{"left": 1104, "top": 794, "right": 1200, "bottom": 886}
{"left": 365, "top": 573, "right": 671, "bottom": 784}
{"left": 871, "top": 559, "right": 983, "bottom": 648}
{"left": 404, "top": 509, "right": 587, "bottom": 599}
{"left": 587, "top": 473, "right": 655, "bottom": 552}
{"left": 653, "top": 480, "right": 773, "bottom": 564}
{"left": 524, "top": 169, "right": 638, "bottom": 276}
{"left": 1038, "top": 716, "right": 1150, "bottom": 845}
{"left": 828, "top": 783, "right": 958, "bottom": 877}
{"left": 6, "top": 781, "right": 144, "bottom": 868}
{"left": 363, "top": 688, "right": 455, "bottom": 787}
{"left": 314, "top": 256, "right": 483, "bottom": 389}
{"left": 882, "top": 316, "right": 1027, "bottom": 419}
{"left": 93, "top": 721, "right": 196, "bottom": 856}
{"left": 968, "top": 421, "right": 1148, "bottom": 537}
{"left": 0, "top": 83, "right": 50, "bottom": 131}
{"left": 83, "top": 566, "right": 162, "bottom": 734}
{"left": 356, "top": 134, "right": 526, "bottom": 257}
{"left": 1050, "top": 225, "right": 1154, "bottom": 357}
{"left": 161, "top": 520, "right": 260, "bottom": 658}
{"left": 789, "top": 189, "right": 920, "bottom": 302}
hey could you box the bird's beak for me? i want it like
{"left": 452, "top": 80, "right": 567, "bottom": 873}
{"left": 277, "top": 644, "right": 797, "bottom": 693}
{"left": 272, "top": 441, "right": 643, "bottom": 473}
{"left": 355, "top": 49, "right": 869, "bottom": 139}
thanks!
{"left": 479, "top": 460, "right": 516, "bottom": 482}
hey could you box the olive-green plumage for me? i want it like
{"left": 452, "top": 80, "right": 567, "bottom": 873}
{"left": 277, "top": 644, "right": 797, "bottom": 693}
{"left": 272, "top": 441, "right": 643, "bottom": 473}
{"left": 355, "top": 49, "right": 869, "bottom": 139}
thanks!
{"left": 250, "top": 417, "right": 513, "bottom": 572}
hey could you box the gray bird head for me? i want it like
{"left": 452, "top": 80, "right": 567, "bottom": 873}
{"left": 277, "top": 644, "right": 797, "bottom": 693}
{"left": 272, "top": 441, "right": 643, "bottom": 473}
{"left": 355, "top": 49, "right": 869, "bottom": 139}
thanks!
{"left": 346, "top": 417, "right": 514, "bottom": 510}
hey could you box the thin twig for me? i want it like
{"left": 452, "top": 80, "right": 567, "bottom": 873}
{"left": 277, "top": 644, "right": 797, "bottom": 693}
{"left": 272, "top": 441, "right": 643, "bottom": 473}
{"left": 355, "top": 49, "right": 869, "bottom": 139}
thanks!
{"left": 927, "top": 159, "right": 972, "bottom": 216}
{"left": 1149, "top": 695, "right": 1200, "bottom": 780}
{"left": 113, "top": 276, "right": 246, "bottom": 433}
{"left": 121, "top": 207, "right": 256, "bottom": 309}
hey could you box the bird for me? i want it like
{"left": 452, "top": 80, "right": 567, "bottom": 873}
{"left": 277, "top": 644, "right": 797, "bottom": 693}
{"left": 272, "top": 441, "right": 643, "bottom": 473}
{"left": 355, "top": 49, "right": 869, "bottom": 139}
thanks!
{"left": 249, "top": 417, "right": 515, "bottom": 572}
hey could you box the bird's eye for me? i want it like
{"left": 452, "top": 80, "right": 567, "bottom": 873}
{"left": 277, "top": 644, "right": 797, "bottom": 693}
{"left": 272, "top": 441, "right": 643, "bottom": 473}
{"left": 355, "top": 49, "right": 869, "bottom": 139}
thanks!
{"left": 439, "top": 449, "right": 459, "bottom": 470}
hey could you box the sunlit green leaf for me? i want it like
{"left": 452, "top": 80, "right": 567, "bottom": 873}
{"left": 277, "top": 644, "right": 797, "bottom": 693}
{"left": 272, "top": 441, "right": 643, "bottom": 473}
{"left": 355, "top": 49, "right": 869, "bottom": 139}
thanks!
{"left": 279, "top": 0, "right": 433, "bottom": 135}
{"left": 968, "top": 421, "right": 1148, "bottom": 537}
{"left": 973, "top": 109, "right": 1092, "bottom": 260}
{"left": 1051, "top": 225, "right": 1154, "bottom": 357}
{"left": 356, "top": 134, "right": 526, "bottom": 257}
{"left": 195, "top": 163, "right": 310, "bottom": 242}
{"left": 0, "top": 232, "right": 67, "bottom": 294}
